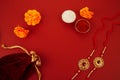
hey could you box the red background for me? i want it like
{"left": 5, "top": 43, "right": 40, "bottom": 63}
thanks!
{"left": 0, "top": 0, "right": 120, "bottom": 80}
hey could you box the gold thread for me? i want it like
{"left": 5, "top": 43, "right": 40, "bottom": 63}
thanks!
{"left": 87, "top": 68, "right": 96, "bottom": 78}
{"left": 1, "top": 44, "right": 41, "bottom": 80}
{"left": 71, "top": 70, "right": 81, "bottom": 80}
{"left": 88, "top": 49, "right": 95, "bottom": 59}
{"left": 101, "top": 46, "right": 107, "bottom": 57}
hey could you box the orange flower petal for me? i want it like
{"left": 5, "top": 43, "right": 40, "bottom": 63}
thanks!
{"left": 14, "top": 25, "right": 29, "bottom": 38}
{"left": 80, "top": 7, "right": 94, "bottom": 19}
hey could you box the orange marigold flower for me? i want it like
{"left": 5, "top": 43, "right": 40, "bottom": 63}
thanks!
{"left": 14, "top": 25, "right": 29, "bottom": 38}
{"left": 24, "top": 9, "right": 41, "bottom": 26}
{"left": 80, "top": 7, "right": 94, "bottom": 19}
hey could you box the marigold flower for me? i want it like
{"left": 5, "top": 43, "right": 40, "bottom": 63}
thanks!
{"left": 14, "top": 25, "right": 29, "bottom": 38}
{"left": 80, "top": 7, "right": 94, "bottom": 19}
{"left": 24, "top": 9, "right": 41, "bottom": 26}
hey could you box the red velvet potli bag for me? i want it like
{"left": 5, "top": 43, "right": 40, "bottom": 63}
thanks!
{"left": 0, "top": 44, "right": 41, "bottom": 80}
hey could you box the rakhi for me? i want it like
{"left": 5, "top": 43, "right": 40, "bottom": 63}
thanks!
{"left": 0, "top": 44, "right": 41, "bottom": 80}
{"left": 88, "top": 21, "right": 120, "bottom": 78}
{"left": 71, "top": 16, "right": 100, "bottom": 80}
{"left": 71, "top": 12, "right": 120, "bottom": 79}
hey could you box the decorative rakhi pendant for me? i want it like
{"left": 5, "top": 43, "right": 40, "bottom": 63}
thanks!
{"left": 72, "top": 49, "right": 95, "bottom": 80}
{"left": 0, "top": 44, "right": 42, "bottom": 80}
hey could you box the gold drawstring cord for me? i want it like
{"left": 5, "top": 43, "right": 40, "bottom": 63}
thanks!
{"left": 1, "top": 44, "right": 30, "bottom": 56}
{"left": 35, "top": 65, "right": 41, "bottom": 80}
{"left": 1, "top": 44, "right": 41, "bottom": 80}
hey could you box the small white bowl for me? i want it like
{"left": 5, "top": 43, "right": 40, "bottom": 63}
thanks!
{"left": 61, "top": 10, "right": 76, "bottom": 23}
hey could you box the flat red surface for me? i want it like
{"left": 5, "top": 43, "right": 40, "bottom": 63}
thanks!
{"left": 0, "top": 0, "right": 120, "bottom": 80}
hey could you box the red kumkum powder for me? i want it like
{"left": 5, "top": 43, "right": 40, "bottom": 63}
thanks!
{"left": 75, "top": 19, "right": 91, "bottom": 33}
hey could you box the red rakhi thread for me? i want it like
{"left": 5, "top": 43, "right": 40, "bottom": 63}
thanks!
{"left": 93, "top": 11, "right": 120, "bottom": 49}
{"left": 0, "top": 44, "right": 42, "bottom": 80}
{"left": 87, "top": 12, "right": 120, "bottom": 78}
{"left": 92, "top": 17, "right": 109, "bottom": 49}
{"left": 101, "top": 12, "right": 120, "bottom": 47}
